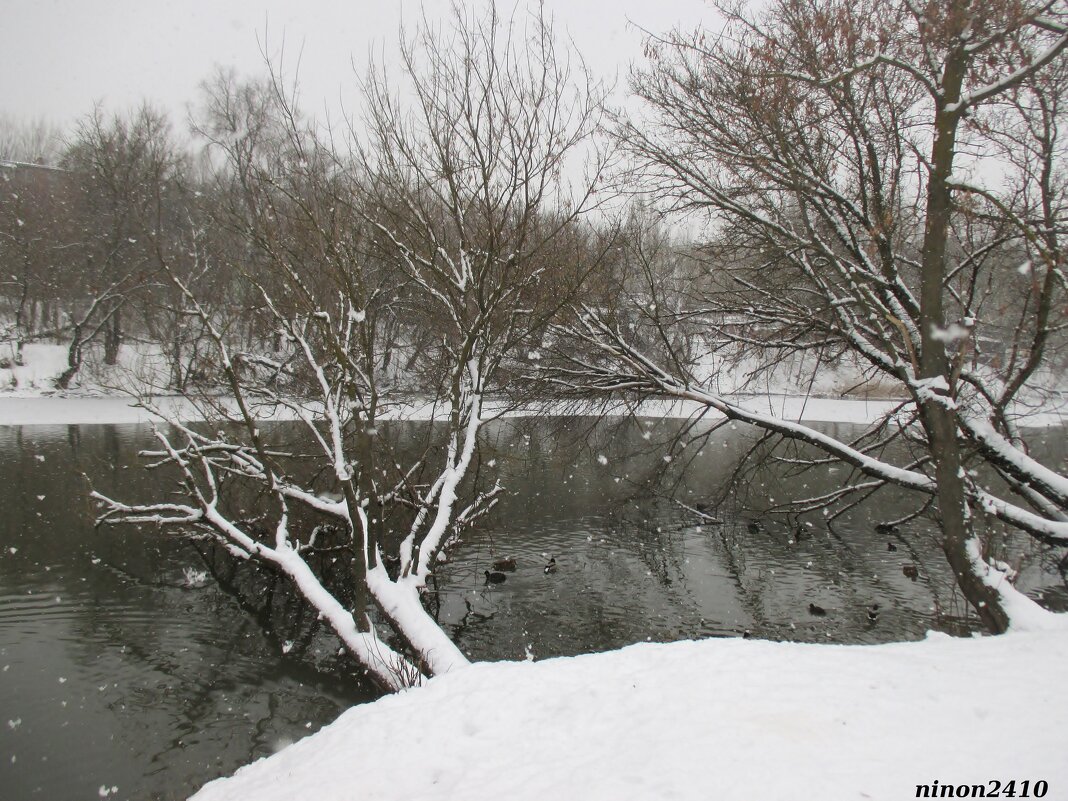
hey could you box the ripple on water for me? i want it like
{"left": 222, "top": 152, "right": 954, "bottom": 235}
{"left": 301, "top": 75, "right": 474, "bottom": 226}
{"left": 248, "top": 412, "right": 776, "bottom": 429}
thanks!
{"left": 1, "top": 417, "right": 1060, "bottom": 799}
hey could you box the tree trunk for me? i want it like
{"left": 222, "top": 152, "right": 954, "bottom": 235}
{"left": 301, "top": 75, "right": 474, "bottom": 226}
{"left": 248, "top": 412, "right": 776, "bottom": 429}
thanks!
{"left": 56, "top": 325, "right": 83, "bottom": 390}
{"left": 27, "top": 297, "right": 37, "bottom": 339}
{"left": 13, "top": 286, "right": 29, "bottom": 366}
{"left": 103, "top": 306, "right": 122, "bottom": 366}
{"left": 170, "top": 334, "right": 184, "bottom": 390}
{"left": 919, "top": 43, "right": 1009, "bottom": 633}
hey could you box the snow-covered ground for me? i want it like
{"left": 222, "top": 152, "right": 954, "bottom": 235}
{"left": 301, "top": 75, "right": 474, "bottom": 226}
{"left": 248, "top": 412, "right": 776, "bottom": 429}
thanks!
{"left": 0, "top": 394, "right": 198, "bottom": 425}
{"left": 1, "top": 343, "right": 919, "bottom": 425}
{"left": 0, "top": 341, "right": 73, "bottom": 391}
{"left": 4, "top": 342, "right": 1066, "bottom": 428}
{"left": 192, "top": 612, "right": 1068, "bottom": 801}
{"left": 0, "top": 341, "right": 171, "bottom": 396}
{"left": 0, "top": 392, "right": 914, "bottom": 427}
{"left": 5, "top": 391, "right": 1066, "bottom": 429}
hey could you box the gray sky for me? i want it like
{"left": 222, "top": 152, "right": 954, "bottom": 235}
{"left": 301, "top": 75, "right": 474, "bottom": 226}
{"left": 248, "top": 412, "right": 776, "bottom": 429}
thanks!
{"left": 1, "top": 0, "right": 712, "bottom": 135}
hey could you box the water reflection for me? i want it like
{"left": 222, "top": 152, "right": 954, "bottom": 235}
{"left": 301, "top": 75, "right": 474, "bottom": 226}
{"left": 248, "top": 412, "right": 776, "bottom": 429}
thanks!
{"left": 428, "top": 416, "right": 1066, "bottom": 659}
{"left": 0, "top": 416, "right": 1064, "bottom": 799}
{"left": 0, "top": 424, "right": 373, "bottom": 801}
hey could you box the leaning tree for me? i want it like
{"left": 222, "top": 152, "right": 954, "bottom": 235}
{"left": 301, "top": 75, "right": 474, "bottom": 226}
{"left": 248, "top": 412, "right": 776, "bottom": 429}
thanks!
{"left": 93, "top": 2, "right": 611, "bottom": 689}
{"left": 546, "top": 0, "right": 1068, "bottom": 632}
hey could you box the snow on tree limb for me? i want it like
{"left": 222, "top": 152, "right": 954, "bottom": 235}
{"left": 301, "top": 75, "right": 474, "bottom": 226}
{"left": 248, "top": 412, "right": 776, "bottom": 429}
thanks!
{"left": 548, "top": 307, "right": 1068, "bottom": 547}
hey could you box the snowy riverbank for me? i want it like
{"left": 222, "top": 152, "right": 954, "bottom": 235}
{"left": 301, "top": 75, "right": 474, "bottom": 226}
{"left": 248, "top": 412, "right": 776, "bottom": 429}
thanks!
{"left": 4, "top": 391, "right": 1067, "bottom": 429}
{"left": 0, "top": 392, "right": 915, "bottom": 427}
{"left": 191, "top": 613, "right": 1068, "bottom": 801}
{"left": 4, "top": 342, "right": 1066, "bottom": 428}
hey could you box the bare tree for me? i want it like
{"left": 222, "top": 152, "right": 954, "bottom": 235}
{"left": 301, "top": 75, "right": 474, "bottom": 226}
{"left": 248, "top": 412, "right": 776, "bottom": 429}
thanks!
{"left": 0, "top": 117, "right": 76, "bottom": 368}
{"left": 0, "top": 158, "right": 71, "bottom": 366}
{"left": 547, "top": 0, "right": 1068, "bottom": 632}
{"left": 0, "top": 114, "right": 63, "bottom": 164}
{"left": 52, "top": 105, "right": 182, "bottom": 387}
{"left": 353, "top": 0, "right": 613, "bottom": 603}
{"left": 92, "top": 2, "right": 611, "bottom": 689}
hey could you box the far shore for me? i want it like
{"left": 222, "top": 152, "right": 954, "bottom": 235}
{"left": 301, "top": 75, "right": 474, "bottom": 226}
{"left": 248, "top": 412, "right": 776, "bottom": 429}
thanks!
{"left": 2, "top": 390, "right": 1065, "bottom": 428}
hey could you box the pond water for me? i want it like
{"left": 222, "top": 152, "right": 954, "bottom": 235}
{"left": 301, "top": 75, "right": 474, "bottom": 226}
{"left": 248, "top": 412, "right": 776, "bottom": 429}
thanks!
{"left": 0, "top": 416, "right": 1064, "bottom": 800}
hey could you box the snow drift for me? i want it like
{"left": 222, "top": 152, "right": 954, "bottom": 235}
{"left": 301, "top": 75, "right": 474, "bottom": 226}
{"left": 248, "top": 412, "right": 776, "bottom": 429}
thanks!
{"left": 191, "top": 616, "right": 1068, "bottom": 801}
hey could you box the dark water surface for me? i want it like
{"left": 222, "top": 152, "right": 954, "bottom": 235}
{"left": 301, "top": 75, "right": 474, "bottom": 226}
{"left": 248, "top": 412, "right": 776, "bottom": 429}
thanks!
{"left": 0, "top": 417, "right": 1064, "bottom": 800}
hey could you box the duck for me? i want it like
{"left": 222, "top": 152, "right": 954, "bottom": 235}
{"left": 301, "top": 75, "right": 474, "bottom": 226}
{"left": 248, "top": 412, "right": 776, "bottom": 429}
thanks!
{"left": 875, "top": 522, "right": 898, "bottom": 535}
{"left": 808, "top": 602, "right": 827, "bottom": 617}
{"left": 746, "top": 521, "right": 761, "bottom": 534}
{"left": 867, "top": 603, "right": 880, "bottom": 623}
{"left": 794, "top": 523, "right": 811, "bottom": 543}
{"left": 484, "top": 570, "right": 507, "bottom": 584}
{"left": 492, "top": 557, "right": 517, "bottom": 572}
{"left": 902, "top": 564, "right": 919, "bottom": 581}
{"left": 543, "top": 557, "right": 558, "bottom": 575}
{"left": 887, "top": 541, "right": 898, "bottom": 552}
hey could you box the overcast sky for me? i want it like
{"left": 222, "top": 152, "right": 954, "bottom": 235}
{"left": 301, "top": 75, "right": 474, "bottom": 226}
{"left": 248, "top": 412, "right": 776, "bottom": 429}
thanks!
{"left": 1, "top": 0, "right": 712, "bottom": 136}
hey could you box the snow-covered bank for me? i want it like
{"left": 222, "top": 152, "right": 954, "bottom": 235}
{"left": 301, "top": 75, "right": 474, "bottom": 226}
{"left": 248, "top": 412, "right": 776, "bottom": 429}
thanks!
{"left": 0, "top": 393, "right": 911, "bottom": 427}
{"left": 4, "top": 343, "right": 1066, "bottom": 427}
{"left": 0, "top": 393, "right": 897, "bottom": 428}
{"left": 4, "top": 392, "right": 1066, "bottom": 428}
{"left": 0, "top": 341, "right": 171, "bottom": 396}
{"left": 0, "top": 392, "right": 1060, "bottom": 430}
{"left": 0, "top": 395, "right": 200, "bottom": 425}
{"left": 192, "top": 619, "right": 1068, "bottom": 801}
